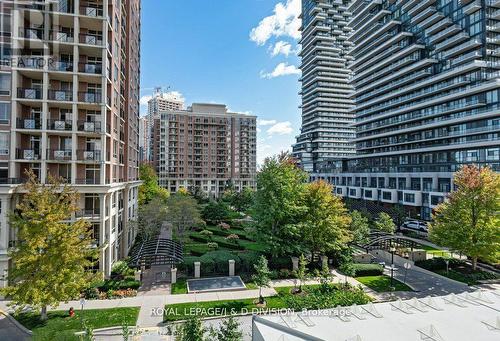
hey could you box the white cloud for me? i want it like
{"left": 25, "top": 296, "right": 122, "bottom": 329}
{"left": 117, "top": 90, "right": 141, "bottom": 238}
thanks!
{"left": 260, "top": 62, "right": 301, "bottom": 79}
{"left": 270, "top": 41, "right": 294, "bottom": 57}
{"left": 258, "top": 119, "right": 277, "bottom": 126}
{"left": 250, "top": 0, "right": 301, "bottom": 46}
{"left": 140, "top": 91, "right": 185, "bottom": 108}
{"left": 267, "top": 121, "right": 293, "bottom": 135}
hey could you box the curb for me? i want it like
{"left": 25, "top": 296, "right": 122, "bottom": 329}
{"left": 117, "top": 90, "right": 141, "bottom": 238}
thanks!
{"left": 0, "top": 307, "right": 33, "bottom": 336}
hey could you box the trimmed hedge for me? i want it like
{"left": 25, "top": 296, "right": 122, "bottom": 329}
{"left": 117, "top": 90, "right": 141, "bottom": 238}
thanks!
{"left": 200, "top": 251, "right": 241, "bottom": 274}
{"left": 352, "top": 263, "right": 383, "bottom": 276}
{"left": 268, "top": 257, "right": 292, "bottom": 270}
{"left": 238, "top": 251, "right": 261, "bottom": 273}
{"left": 189, "top": 233, "right": 245, "bottom": 250}
{"left": 415, "top": 258, "right": 462, "bottom": 271}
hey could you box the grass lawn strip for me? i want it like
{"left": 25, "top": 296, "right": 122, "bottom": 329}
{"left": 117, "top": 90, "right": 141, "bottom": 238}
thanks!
{"left": 355, "top": 275, "right": 413, "bottom": 292}
{"left": 14, "top": 307, "right": 140, "bottom": 341}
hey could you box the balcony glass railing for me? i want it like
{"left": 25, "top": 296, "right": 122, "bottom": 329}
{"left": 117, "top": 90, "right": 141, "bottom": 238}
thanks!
{"left": 49, "top": 61, "right": 73, "bottom": 72}
{"left": 17, "top": 117, "right": 42, "bottom": 129}
{"left": 46, "top": 149, "right": 72, "bottom": 160}
{"left": 48, "top": 119, "right": 72, "bottom": 130}
{"left": 78, "top": 92, "right": 102, "bottom": 103}
{"left": 77, "top": 149, "right": 101, "bottom": 161}
{"left": 48, "top": 89, "right": 73, "bottom": 101}
{"left": 16, "top": 148, "right": 41, "bottom": 160}
{"left": 77, "top": 120, "right": 102, "bottom": 132}
{"left": 79, "top": 34, "right": 103, "bottom": 46}
{"left": 50, "top": 30, "right": 74, "bottom": 42}
{"left": 19, "top": 27, "right": 44, "bottom": 40}
{"left": 80, "top": 5, "right": 104, "bottom": 17}
{"left": 78, "top": 63, "right": 102, "bottom": 74}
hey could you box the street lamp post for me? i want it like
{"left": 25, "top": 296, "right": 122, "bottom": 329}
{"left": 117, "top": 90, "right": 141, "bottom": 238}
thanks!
{"left": 389, "top": 246, "right": 396, "bottom": 289}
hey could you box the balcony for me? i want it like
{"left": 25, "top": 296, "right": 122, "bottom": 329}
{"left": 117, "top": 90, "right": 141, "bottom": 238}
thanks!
{"left": 78, "top": 63, "right": 102, "bottom": 74}
{"left": 77, "top": 149, "right": 101, "bottom": 161}
{"left": 17, "top": 88, "right": 42, "bottom": 100}
{"left": 75, "top": 209, "right": 100, "bottom": 219}
{"left": 79, "top": 34, "right": 103, "bottom": 46}
{"left": 75, "top": 178, "right": 101, "bottom": 185}
{"left": 46, "top": 149, "right": 72, "bottom": 161}
{"left": 16, "top": 118, "right": 42, "bottom": 130}
{"left": 16, "top": 148, "right": 41, "bottom": 160}
{"left": 80, "top": 5, "right": 104, "bottom": 17}
{"left": 50, "top": 30, "right": 74, "bottom": 43}
{"left": 49, "top": 61, "right": 73, "bottom": 72}
{"left": 19, "top": 27, "right": 44, "bottom": 40}
{"left": 48, "top": 89, "right": 73, "bottom": 101}
{"left": 78, "top": 92, "right": 102, "bottom": 103}
{"left": 16, "top": 56, "right": 46, "bottom": 70}
{"left": 47, "top": 119, "right": 72, "bottom": 131}
{"left": 77, "top": 120, "right": 102, "bottom": 133}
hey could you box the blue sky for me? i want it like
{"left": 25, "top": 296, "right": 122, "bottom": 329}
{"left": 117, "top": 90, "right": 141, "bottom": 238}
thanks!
{"left": 140, "top": 0, "right": 302, "bottom": 165}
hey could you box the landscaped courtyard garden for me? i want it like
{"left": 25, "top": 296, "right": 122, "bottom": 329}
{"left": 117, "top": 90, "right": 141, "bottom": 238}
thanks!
{"left": 14, "top": 307, "right": 140, "bottom": 341}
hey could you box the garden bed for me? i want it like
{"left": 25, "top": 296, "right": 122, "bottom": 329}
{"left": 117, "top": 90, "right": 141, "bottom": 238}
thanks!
{"left": 163, "top": 284, "right": 371, "bottom": 321}
{"left": 14, "top": 307, "right": 140, "bottom": 341}
{"left": 415, "top": 257, "right": 499, "bottom": 285}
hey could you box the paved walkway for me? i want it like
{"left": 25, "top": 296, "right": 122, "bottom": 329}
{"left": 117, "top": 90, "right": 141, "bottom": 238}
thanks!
{"left": 0, "top": 309, "right": 31, "bottom": 341}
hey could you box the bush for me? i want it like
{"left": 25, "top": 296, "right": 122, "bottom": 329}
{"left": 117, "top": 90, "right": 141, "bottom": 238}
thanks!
{"left": 111, "top": 260, "right": 134, "bottom": 279}
{"left": 200, "top": 251, "right": 240, "bottom": 274}
{"left": 207, "top": 242, "right": 219, "bottom": 250}
{"left": 351, "top": 263, "right": 383, "bottom": 276}
{"left": 268, "top": 257, "right": 292, "bottom": 270}
{"left": 179, "top": 256, "right": 201, "bottom": 274}
{"left": 415, "top": 258, "right": 462, "bottom": 271}
{"left": 239, "top": 251, "right": 261, "bottom": 273}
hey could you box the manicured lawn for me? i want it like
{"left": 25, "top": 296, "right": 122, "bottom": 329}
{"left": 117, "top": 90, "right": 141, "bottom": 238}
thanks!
{"left": 14, "top": 307, "right": 140, "bottom": 341}
{"left": 164, "top": 285, "right": 371, "bottom": 321}
{"left": 171, "top": 278, "right": 188, "bottom": 294}
{"left": 418, "top": 244, "right": 451, "bottom": 257}
{"left": 355, "top": 275, "right": 413, "bottom": 292}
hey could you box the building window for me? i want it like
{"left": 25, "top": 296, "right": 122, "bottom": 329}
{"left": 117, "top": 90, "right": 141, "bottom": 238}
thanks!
{"left": 0, "top": 73, "right": 10, "bottom": 95}
{"left": 0, "top": 132, "right": 8, "bottom": 154}
{"left": 0, "top": 102, "right": 9, "bottom": 124}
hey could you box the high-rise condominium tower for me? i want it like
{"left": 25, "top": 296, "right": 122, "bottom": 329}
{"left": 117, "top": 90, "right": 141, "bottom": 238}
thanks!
{"left": 0, "top": 0, "right": 141, "bottom": 283}
{"left": 145, "top": 88, "right": 184, "bottom": 162}
{"left": 292, "top": 0, "right": 356, "bottom": 173}
{"left": 316, "top": 0, "right": 500, "bottom": 220}
{"left": 154, "top": 103, "right": 257, "bottom": 198}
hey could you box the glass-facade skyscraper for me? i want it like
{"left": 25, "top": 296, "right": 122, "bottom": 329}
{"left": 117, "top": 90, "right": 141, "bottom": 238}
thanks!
{"left": 293, "top": 0, "right": 356, "bottom": 173}
{"left": 311, "top": 0, "right": 500, "bottom": 220}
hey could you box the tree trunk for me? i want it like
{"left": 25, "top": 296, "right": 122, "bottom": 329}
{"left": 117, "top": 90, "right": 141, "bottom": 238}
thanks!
{"left": 259, "top": 287, "right": 264, "bottom": 304}
{"left": 472, "top": 257, "right": 477, "bottom": 271}
{"left": 40, "top": 306, "right": 48, "bottom": 321}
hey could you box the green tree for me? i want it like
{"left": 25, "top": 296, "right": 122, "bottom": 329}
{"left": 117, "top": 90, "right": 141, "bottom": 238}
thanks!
{"left": 167, "top": 193, "right": 204, "bottom": 243}
{"left": 133, "top": 197, "right": 167, "bottom": 241}
{"left": 295, "top": 254, "right": 308, "bottom": 293}
{"left": 2, "top": 171, "right": 97, "bottom": 320}
{"left": 429, "top": 165, "right": 500, "bottom": 269}
{"left": 391, "top": 204, "right": 407, "bottom": 228}
{"left": 252, "top": 255, "right": 271, "bottom": 304}
{"left": 252, "top": 152, "right": 308, "bottom": 256}
{"left": 374, "top": 212, "right": 396, "bottom": 234}
{"left": 222, "top": 187, "right": 254, "bottom": 213}
{"left": 202, "top": 200, "right": 231, "bottom": 224}
{"left": 300, "top": 180, "right": 352, "bottom": 257}
{"left": 349, "top": 210, "right": 370, "bottom": 245}
{"left": 175, "top": 315, "right": 206, "bottom": 341}
{"left": 208, "top": 316, "right": 243, "bottom": 341}
{"left": 138, "top": 164, "right": 169, "bottom": 205}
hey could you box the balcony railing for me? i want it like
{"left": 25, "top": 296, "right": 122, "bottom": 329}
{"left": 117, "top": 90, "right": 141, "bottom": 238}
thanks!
{"left": 16, "top": 118, "right": 42, "bottom": 130}
{"left": 46, "top": 149, "right": 72, "bottom": 161}
{"left": 75, "top": 178, "right": 101, "bottom": 185}
{"left": 49, "top": 61, "right": 73, "bottom": 72}
{"left": 0, "top": 178, "right": 26, "bottom": 185}
{"left": 75, "top": 209, "right": 100, "bottom": 219}
{"left": 16, "top": 57, "right": 45, "bottom": 70}
{"left": 78, "top": 92, "right": 102, "bottom": 103}
{"left": 47, "top": 119, "right": 72, "bottom": 130}
{"left": 77, "top": 120, "right": 102, "bottom": 132}
{"left": 80, "top": 5, "right": 104, "bottom": 17}
{"left": 78, "top": 63, "right": 102, "bottom": 74}
{"left": 77, "top": 149, "right": 101, "bottom": 161}
{"left": 19, "top": 27, "right": 44, "bottom": 40}
{"left": 48, "top": 89, "right": 73, "bottom": 101}
{"left": 16, "top": 148, "right": 41, "bottom": 160}
{"left": 50, "top": 30, "right": 74, "bottom": 43}
{"left": 79, "top": 34, "right": 103, "bottom": 46}
{"left": 17, "top": 88, "right": 42, "bottom": 99}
